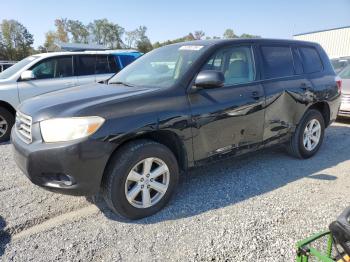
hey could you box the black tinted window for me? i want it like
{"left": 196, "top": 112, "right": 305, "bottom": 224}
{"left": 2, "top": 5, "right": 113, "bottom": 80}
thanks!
{"left": 292, "top": 48, "right": 303, "bottom": 75}
{"left": 76, "top": 55, "right": 95, "bottom": 76}
{"left": 299, "top": 47, "right": 323, "bottom": 73}
{"left": 95, "top": 55, "right": 120, "bottom": 74}
{"left": 261, "top": 46, "right": 294, "bottom": 78}
{"left": 108, "top": 55, "right": 119, "bottom": 73}
{"left": 31, "top": 56, "right": 73, "bottom": 79}
{"left": 95, "top": 55, "right": 110, "bottom": 74}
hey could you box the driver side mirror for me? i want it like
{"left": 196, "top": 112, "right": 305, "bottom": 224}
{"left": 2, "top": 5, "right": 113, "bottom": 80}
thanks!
{"left": 20, "top": 70, "right": 35, "bottom": 81}
{"left": 194, "top": 70, "right": 225, "bottom": 89}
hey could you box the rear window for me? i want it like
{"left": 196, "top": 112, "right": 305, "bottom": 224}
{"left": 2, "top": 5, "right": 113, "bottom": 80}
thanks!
{"left": 261, "top": 46, "right": 294, "bottom": 79}
{"left": 76, "top": 55, "right": 95, "bottom": 76}
{"left": 299, "top": 47, "right": 323, "bottom": 73}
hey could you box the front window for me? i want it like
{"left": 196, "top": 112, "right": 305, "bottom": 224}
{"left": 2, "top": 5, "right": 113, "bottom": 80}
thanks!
{"left": 0, "top": 56, "right": 39, "bottom": 79}
{"left": 31, "top": 56, "right": 73, "bottom": 79}
{"left": 201, "top": 46, "right": 255, "bottom": 85}
{"left": 109, "top": 45, "right": 208, "bottom": 88}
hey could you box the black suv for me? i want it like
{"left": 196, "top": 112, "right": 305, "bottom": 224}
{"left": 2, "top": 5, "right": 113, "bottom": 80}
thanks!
{"left": 12, "top": 39, "right": 341, "bottom": 219}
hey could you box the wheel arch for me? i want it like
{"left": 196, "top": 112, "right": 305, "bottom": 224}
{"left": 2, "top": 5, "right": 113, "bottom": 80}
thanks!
{"left": 102, "top": 130, "right": 189, "bottom": 182}
{"left": 0, "top": 100, "right": 16, "bottom": 116}
{"left": 307, "top": 101, "right": 331, "bottom": 127}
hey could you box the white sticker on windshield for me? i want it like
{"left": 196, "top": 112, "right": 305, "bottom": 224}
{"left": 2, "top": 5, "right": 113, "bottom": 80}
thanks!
{"left": 179, "top": 45, "right": 203, "bottom": 51}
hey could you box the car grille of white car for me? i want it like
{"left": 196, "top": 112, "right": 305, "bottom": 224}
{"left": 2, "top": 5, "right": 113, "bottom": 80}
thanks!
{"left": 16, "top": 111, "right": 32, "bottom": 144}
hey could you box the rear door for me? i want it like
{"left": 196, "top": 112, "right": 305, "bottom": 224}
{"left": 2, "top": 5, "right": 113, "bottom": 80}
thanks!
{"left": 258, "top": 44, "right": 313, "bottom": 142}
{"left": 18, "top": 55, "right": 77, "bottom": 101}
{"left": 75, "top": 54, "right": 97, "bottom": 86}
{"left": 95, "top": 55, "right": 120, "bottom": 83}
{"left": 189, "top": 44, "right": 265, "bottom": 161}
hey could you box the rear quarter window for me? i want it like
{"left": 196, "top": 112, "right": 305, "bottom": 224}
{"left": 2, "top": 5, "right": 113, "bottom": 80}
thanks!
{"left": 260, "top": 46, "right": 294, "bottom": 79}
{"left": 118, "top": 55, "right": 137, "bottom": 68}
{"left": 299, "top": 47, "right": 323, "bottom": 73}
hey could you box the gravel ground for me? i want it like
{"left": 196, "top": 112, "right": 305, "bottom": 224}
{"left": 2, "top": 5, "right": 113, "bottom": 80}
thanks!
{"left": 1, "top": 120, "right": 350, "bottom": 261}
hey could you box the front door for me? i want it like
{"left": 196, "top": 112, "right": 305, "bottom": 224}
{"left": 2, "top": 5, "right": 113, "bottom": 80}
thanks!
{"left": 18, "top": 55, "right": 77, "bottom": 102}
{"left": 189, "top": 45, "right": 265, "bottom": 161}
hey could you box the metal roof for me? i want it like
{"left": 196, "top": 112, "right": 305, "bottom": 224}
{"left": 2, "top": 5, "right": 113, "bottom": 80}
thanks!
{"left": 168, "top": 38, "right": 319, "bottom": 47}
{"left": 294, "top": 25, "right": 350, "bottom": 36}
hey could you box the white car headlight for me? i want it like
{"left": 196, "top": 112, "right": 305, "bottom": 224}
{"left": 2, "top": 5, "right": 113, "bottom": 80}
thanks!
{"left": 40, "top": 116, "right": 105, "bottom": 143}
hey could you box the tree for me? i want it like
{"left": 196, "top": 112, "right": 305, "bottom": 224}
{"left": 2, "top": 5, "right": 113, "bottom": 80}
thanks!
{"left": 0, "top": 19, "right": 34, "bottom": 60}
{"left": 135, "top": 26, "right": 152, "bottom": 53}
{"left": 43, "top": 31, "right": 59, "bottom": 52}
{"left": 88, "top": 19, "right": 124, "bottom": 48}
{"left": 54, "top": 18, "right": 69, "bottom": 42}
{"left": 125, "top": 29, "right": 139, "bottom": 48}
{"left": 223, "top": 29, "right": 237, "bottom": 39}
{"left": 151, "top": 32, "right": 197, "bottom": 49}
{"left": 240, "top": 33, "right": 261, "bottom": 38}
{"left": 67, "top": 20, "right": 89, "bottom": 43}
{"left": 194, "top": 30, "right": 205, "bottom": 40}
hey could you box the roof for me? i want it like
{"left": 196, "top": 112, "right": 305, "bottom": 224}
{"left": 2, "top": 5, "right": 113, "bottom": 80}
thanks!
{"left": 294, "top": 25, "right": 350, "bottom": 36}
{"left": 168, "top": 38, "right": 318, "bottom": 47}
{"left": 32, "top": 49, "right": 140, "bottom": 58}
{"left": 56, "top": 42, "right": 110, "bottom": 51}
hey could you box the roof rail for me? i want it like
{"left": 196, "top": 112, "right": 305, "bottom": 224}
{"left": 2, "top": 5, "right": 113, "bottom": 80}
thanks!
{"left": 56, "top": 42, "right": 110, "bottom": 51}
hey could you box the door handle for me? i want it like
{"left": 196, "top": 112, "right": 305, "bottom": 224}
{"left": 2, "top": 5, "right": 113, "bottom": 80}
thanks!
{"left": 300, "top": 82, "right": 311, "bottom": 90}
{"left": 251, "top": 91, "right": 261, "bottom": 100}
{"left": 65, "top": 82, "right": 75, "bottom": 87}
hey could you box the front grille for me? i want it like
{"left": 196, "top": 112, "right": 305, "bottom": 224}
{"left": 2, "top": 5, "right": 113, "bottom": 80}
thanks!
{"left": 16, "top": 111, "right": 32, "bottom": 144}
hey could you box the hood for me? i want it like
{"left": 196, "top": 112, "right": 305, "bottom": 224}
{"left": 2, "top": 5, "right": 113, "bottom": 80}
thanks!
{"left": 0, "top": 78, "right": 13, "bottom": 84}
{"left": 18, "top": 83, "right": 156, "bottom": 122}
{"left": 342, "top": 79, "right": 350, "bottom": 95}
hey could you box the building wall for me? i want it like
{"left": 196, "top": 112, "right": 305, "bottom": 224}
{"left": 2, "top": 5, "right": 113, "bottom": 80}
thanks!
{"left": 293, "top": 27, "right": 350, "bottom": 58}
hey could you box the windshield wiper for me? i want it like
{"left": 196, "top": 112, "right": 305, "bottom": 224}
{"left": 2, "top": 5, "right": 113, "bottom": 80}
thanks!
{"left": 109, "top": 81, "right": 134, "bottom": 87}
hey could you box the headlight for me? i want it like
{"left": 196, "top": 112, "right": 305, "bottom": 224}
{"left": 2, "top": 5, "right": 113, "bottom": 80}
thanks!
{"left": 40, "top": 116, "right": 105, "bottom": 143}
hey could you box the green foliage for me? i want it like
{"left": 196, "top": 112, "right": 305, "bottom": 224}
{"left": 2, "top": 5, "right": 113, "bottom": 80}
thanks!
{"left": 88, "top": 19, "right": 125, "bottom": 48}
{"left": 223, "top": 29, "right": 237, "bottom": 39}
{"left": 0, "top": 19, "right": 34, "bottom": 60}
{"left": 0, "top": 18, "right": 262, "bottom": 59}
{"left": 240, "top": 33, "right": 261, "bottom": 38}
{"left": 67, "top": 20, "right": 89, "bottom": 43}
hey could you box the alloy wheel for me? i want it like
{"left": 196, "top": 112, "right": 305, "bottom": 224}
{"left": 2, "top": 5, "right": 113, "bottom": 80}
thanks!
{"left": 303, "top": 119, "right": 321, "bottom": 151}
{"left": 125, "top": 157, "right": 170, "bottom": 209}
{"left": 0, "top": 115, "right": 8, "bottom": 138}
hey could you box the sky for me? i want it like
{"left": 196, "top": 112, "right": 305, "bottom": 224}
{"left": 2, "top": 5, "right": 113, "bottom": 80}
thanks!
{"left": 1, "top": 0, "right": 350, "bottom": 47}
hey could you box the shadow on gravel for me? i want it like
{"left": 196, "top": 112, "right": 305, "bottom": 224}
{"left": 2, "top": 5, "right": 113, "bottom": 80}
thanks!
{"left": 308, "top": 174, "right": 337, "bottom": 181}
{"left": 336, "top": 117, "right": 350, "bottom": 124}
{"left": 95, "top": 125, "right": 350, "bottom": 224}
{"left": 0, "top": 215, "right": 10, "bottom": 257}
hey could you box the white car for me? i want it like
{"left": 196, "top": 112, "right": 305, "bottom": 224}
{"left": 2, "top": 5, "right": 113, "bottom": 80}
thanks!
{"left": 0, "top": 49, "right": 142, "bottom": 142}
{"left": 338, "top": 65, "right": 350, "bottom": 117}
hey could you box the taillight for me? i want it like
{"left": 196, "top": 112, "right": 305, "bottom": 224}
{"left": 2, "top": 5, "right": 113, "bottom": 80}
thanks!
{"left": 336, "top": 76, "right": 342, "bottom": 94}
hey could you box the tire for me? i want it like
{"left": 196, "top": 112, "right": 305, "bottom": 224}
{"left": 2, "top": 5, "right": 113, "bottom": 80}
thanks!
{"left": 287, "top": 109, "right": 325, "bottom": 159}
{"left": 102, "top": 139, "right": 179, "bottom": 220}
{"left": 0, "top": 107, "right": 15, "bottom": 143}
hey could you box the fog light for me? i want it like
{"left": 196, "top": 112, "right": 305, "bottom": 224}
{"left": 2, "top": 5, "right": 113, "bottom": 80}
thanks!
{"left": 42, "top": 173, "right": 75, "bottom": 187}
{"left": 58, "top": 174, "right": 74, "bottom": 186}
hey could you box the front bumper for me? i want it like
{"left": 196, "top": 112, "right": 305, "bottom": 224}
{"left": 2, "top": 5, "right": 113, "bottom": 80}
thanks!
{"left": 11, "top": 128, "right": 116, "bottom": 196}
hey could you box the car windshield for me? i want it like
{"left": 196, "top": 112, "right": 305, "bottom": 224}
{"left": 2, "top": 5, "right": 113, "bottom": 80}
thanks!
{"left": 340, "top": 65, "right": 350, "bottom": 79}
{"left": 0, "top": 56, "right": 39, "bottom": 79}
{"left": 109, "top": 44, "right": 208, "bottom": 88}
